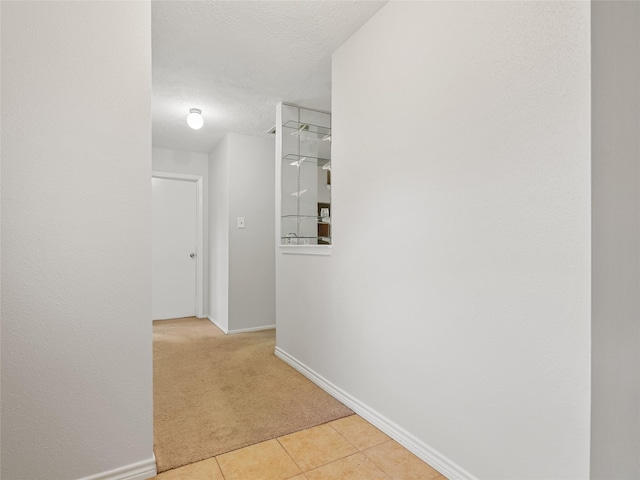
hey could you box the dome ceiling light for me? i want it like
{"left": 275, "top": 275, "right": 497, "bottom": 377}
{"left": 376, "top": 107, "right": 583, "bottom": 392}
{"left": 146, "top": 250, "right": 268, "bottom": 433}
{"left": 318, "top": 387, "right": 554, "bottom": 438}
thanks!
{"left": 187, "top": 108, "right": 204, "bottom": 130}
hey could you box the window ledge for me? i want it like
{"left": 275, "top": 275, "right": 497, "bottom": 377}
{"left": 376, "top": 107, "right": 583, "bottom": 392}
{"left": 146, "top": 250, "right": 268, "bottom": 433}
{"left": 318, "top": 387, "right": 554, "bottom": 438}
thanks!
{"left": 279, "top": 245, "right": 332, "bottom": 256}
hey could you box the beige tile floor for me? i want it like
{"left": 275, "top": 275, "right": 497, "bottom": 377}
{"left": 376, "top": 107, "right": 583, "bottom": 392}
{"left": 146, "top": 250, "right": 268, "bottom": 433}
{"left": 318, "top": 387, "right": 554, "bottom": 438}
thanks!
{"left": 153, "top": 414, "right": 446, "bottom": 480}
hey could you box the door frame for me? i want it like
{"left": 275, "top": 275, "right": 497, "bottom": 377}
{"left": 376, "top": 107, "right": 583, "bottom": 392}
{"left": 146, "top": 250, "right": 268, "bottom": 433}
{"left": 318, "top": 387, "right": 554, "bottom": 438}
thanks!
{"left": 152, "top": 171, "right": 204, "bottom": 318}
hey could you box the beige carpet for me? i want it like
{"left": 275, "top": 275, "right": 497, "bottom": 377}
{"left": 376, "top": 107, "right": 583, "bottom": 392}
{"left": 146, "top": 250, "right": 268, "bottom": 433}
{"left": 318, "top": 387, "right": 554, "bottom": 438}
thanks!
{"left": 153, "top": 317, "right": 353, "bottom": 473}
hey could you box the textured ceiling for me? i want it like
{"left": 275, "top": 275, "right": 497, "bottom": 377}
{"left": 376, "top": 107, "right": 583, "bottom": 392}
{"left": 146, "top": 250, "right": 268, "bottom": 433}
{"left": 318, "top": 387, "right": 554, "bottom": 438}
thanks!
{"left": 152, "top": 1, "right": 387, "bottom": 153}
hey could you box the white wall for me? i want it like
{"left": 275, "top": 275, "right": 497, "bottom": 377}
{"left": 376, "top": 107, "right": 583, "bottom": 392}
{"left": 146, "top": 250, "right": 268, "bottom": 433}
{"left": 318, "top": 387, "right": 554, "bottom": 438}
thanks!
{"left": 227, "top": 133, "right": 276, "bottom": 331}
{"left": 153, "top": 147, "right": 209, "bottom": 316}
{"left": 591, "top": 2, "right": 640, "bottom": 478}
{"left": 1, "top": 2, "right": 154, "bottom": 480}
{"left": 153, "top": 148, "right": 209, "bottom": 179}
{"left": 276, "top": 2, "right": 591, "bottom": 479}
{"left": 208, "top": 133, "right": 275, "bottom": 333}
{"left": 208, "top": 137, "right": 230, "bottom": 331}
{"left": 153, "top": 148, "right": 208, "bottom": 178}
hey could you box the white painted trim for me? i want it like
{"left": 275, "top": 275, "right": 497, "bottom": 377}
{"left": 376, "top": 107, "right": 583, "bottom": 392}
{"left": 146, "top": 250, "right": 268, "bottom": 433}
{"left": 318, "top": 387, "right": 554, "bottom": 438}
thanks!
{"left": 227, "top": 324, "right": 276, "bottom": 334}
{"left": 207, "top": 316, "right": 275, "bottom": 335}
{"left": 274, "top": 347, "right": 478, "bottom": 480}
{"left": 279, "top": 245, "right": 332, "bottom": 256}
{"left": 152, "top": 316, "right": 207, "bottom": 321}
{"left": 207, "top": 315, "right": 228, "bottom": 334}
{"left": 152, "top": 171, "right": 205, "bottom": 318}
{"left": 77, "top": 455, "right": 156, "bottom": 480}
{"left": 275, "top": 103, "right": 284, "bottom": 253}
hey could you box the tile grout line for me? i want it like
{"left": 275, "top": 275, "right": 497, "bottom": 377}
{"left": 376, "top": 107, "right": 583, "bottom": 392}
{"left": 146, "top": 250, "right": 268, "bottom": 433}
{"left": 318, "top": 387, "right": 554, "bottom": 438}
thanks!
{"left": 361, "top": 439, "right": 446, "bottom": 480}
{"left": 277, "top": 423, "right": 360, "bottom": 474}
{"left": 308, "top": 451, "right": 377, "bottom": 478}
{"left": 363, "top": 452, "right": 395, "bottom": 480}
{"left": 326, "top": 421, "right": 359, "bottom": 451}
{"left": 312, "top": 420, "right": 394, "bottom": 478}
{"left": 325, "top": 420, "right": 387, "bottom": 472}
{"left": 214, "top": 456, "right": 227, "bottom": 480}
{"left": 284, "top": 473, "right": 308, "bottom": 480}
{"left": 276, "top": 436, "right": 306, "bottom": 477}
{"left": 328, "top": 417, "right": 398, "bottom": 478}
{"left": 303, "top": 423, "right": 360, "bottom": 471}
{"left": 360, "top": 439, "right": 397, "bottom": 480}
{"left": 328, "top": 418, "right": 392, "bottom": 452}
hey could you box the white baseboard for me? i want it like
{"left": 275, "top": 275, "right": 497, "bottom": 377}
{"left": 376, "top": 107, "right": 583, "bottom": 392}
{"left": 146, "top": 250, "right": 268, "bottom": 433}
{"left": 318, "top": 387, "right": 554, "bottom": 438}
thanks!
{"left": 78, "top": 455, "right": 156, "bottom": 480}
{"left": 227, "top": 324, "right": 276, "bottom": 334}
{"left": 274, "top": 347, "right": 478, "bottom": 480}
{"left": 207, "top": 316, "right": 275, "bottom": 335}
{"left": 207, "top": 315, "right": 228, "bottom": 333}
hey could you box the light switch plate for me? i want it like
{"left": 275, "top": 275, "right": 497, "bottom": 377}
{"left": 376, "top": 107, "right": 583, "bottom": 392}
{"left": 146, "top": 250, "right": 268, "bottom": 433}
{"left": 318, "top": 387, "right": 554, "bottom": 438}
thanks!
{"left": 237, "top": 217, "right": 245, "bottom": 229}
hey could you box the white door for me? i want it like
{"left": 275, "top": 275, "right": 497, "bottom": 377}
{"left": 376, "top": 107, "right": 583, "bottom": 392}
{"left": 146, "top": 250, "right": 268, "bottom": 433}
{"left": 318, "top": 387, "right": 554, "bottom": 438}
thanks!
{"left": 152, "top": 177, "right": 197, "bottom": 320}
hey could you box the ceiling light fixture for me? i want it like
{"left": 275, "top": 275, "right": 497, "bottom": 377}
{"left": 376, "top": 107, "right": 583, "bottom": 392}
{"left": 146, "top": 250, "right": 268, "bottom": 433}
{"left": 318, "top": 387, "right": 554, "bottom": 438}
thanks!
{"left": 187, "top": 108, "right": 204, "bottom": 130}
